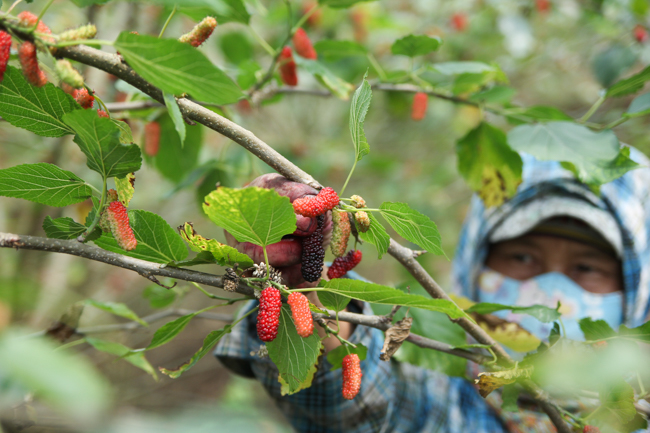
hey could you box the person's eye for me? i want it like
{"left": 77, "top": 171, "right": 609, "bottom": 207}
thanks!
{"left": 575, "top": 263, "right": 599, "bottom": 274}
{"left": 511, "top": 253, "right": 534, "bottom": 264}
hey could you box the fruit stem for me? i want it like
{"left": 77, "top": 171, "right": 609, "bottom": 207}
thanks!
{"left": 262, "top": 246, "right": 270, "bottom": 281}
{"left": 340, "top": 160, "right": 357, "bottom": 198}
{"left": 158, "top": 5, "right": 177, "bottom": 38}
{"left": 578, "top": 94, "right": 605, "bottom": 123}
{"left": 33, "top": 0, "right": 54, "bottom": 32}
{"left": 190, "top": 282, "right": 249, "bottom": 303}
{"left": 78, "top": 177, "right": 107, "bottom": 242}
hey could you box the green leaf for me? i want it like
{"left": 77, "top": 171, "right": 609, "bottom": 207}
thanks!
{"left": 356, "top": 211, "right": 389, "bottom": 259}
{"left": 42, "top": 216, "right": 87, "bottom": 239}
{"left": 507, "top": 121, "right": 636, "bottom": 187}
{"left": 466, "top": 302, "right": 560, "bottom": 323}
{"left": 431, "top": 61, "right": 494, "bottom": 75}
{"left": 63, "top": 109, "right": 142, "bottom": 179}
{"left": 326, "top": 343, "right": 367, "bottom": 371}
{"left": 624, "top": 93, "right": 650, "bottom": 118}
{"left": 279, "top": 361, "right": 318, "bottom": 396}
{"left": 85, "top": 337, "right": 158, "bottom": 380}
{"left": 179, "top": 222, "right": 254, "bottom": 268}
{"left": 0, "top": 163, "right": 92, "bottom": 207}
{"left": 619, "top": 321, "right": 650, "bottom": 343}
{"left": 85, "top": 299, "right": 147, "bottom": 326}
{"left": 267, "top": 305, "right": 323, "bottom": 394}
{"left": 607, "top": 65, "right": 650, "bottom": 98}
{"left": 219, "top": 31, "right": 254, "bottom": 65}
{"left": 114, "top": 172, "right": 135, "bottom": 207}
{"left": 294, "top": 57, "right": 355, "bottom": 100}
{"left": 469, "top": 86, "right": 516, "bottom": 104}
{"left": 391, "top": 34, "right": 442, "bottom": 57}
{"left": 203, "top": 187, "right": 296, "bottom": 247}
{"left": 349, "top": 74, "right": 372, "bottom": 162}
{"left": 113, "top": 118, "right": 134, "bottom": 144}
{"left": 0, "top": 332, "right": 109, "bottom": 422}
{"left": 579, "top": 318, "right": 617, "bottom": 341}
{"left": 93, "top": 210, "right": 188, "bottom": 264}
{"left": 597, "top": 381, "right": 636, "bottom": 425}
{"left": 457, "top": 122, "right": 522, "bottom": 207}
{"left": 323, "top": 279, "right": 466, "bottom": 319}
{"left": 160, "top": 326, "right": 233, "bottom": 378}
{"left": 143, "top": 285, "right": 177, "bottom": 309}
{"left": 163, "top": 93, "right": 186, "bottom": 146}
{"left": 0, "top": 66, "right": 78, "bottom": 137}
{"left": 151, "top": 114, "right": 203, "bottom": 183}
{"left": 378, "top": 202, "right": 444, "bottom": 255}
{"left": 506, "top": 106, "right": 573, "bottom": 124}
{"left": 114, "top": 32, "right": 243, "bottom": 105}
{"left": 313, "top": 40, "right": 367, "bottom": 61}
{"left": 592, "top": 44, "right": 637, "bottom": 88}
{"left": 317, "top": 291, "right": 351, "bottom": 312}
{"left": 175, "top": 1, "right": 250, "bottom": 24}
{"left": 169, "top": 250, "right": 219, "bottom": 267}
{"left": 318, "top": 0, "right": 378, "bottom": 8}
{"left": 501, "top": 384, "right": 520, "bottom": 412}
{"left": 146, "top": 311, "right": 205, "bottom": 350}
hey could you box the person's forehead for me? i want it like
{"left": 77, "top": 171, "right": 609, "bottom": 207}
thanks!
{"left": 495, "top": 234, "right": 619, "bottom": 261}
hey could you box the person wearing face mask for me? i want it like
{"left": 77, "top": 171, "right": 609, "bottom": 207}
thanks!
{"left": 214, "top": 149, "right": 650, "bottom": 432}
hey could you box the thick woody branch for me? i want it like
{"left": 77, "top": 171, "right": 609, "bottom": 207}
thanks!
{"left": 0, "top": 232, "right": 255, "bottom": 298}
{"left": 50, "top": 45, "right": 568, "bottom": 432}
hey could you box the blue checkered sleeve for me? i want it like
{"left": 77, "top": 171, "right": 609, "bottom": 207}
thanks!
{"left": 215, "top": 300, "right": 508, "bottom": 433}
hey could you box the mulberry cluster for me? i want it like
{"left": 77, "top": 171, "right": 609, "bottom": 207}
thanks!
{"left": 330, "top": 210, "right": 350, "bottom": 257}
{"left": 0, "top": 31, "right": 11, "bottom": 82}
{"left": 105, "top": 201, "right": 137, "bottom": 251}
{"left": 342, "top": 353, "right": 362, "bottom": 400}
{"left": 327, "top": 249, "right": 362, "bottom": 279}
{"left": 18, "top": 42, "right": 47, "bottom": 87}
{"left": 144, "top": 121, "right": 161, "bottom": 157}
{"left": 179, "top": 16, "right": 218, "bottom": 47}
{"left": 257, "top": 287, "right": 282, "bottom": 342}
{"left": 278, "top": 46, "right": 298, "bottom": 86}
{"left": 74, "top": 88, "right": 95, "bottom": 109}
{"left": 293, "top": 187, "right": 339, "bottom": 218}
{"left": 287, "top": 292, "right": 313, "bottom": 338}
{"left": 411, "top": 92, "right": 428, "bottom": 121}
{"left": 301, "top": 215, "right": 325, "bottom": 282}
{"left": 292, "top": 28, "right": 317, "bottom": 59}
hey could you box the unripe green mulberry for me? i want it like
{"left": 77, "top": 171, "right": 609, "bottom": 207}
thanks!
{"left": 55, "top": 60, "right": 84, "bottom": 89}
{"left": 355, "top": 211, "right": 370, "bottom": 233}
{"left": 330, "top": 209, "right": 350, "bottom": 257}
{"left": 350, "top": 195, "right": 366, "bottom": 209}
{"left": 59, "top": 24, "right": 97, "bottom": 42}
{"left": 179, "top": 17, "right": 217, "bottom": 47}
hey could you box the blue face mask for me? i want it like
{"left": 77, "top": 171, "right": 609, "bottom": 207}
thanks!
{"left": 476, "top": 268, "right": 624, "bottom": 341}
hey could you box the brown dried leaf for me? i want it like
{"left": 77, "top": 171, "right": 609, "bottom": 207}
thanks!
{"left": 475, "top": 365, "right": 533, "bottom": 398}
{"left": 380, "top": 316, "right": 413, "bottom": 361}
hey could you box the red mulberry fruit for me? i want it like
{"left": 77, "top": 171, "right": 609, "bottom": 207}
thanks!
{"left": 18, "top": 11, "right": 54, "bottom": 46}
{"left": 301, "top": 215, "right": 325, "bottom": 282}
{"left": 331, "top": 210, "right": 350, "bottom": 257}
{"left": 342, "top": 353, "right": 362, "bottom": 399}
{"left": 106, "top": 201, "right": 137, "bottom": 251}
{"left": 634, "top": 25, "right": 648, "bottom": 43}
{"left": 279, "top": 46, "right": 298, "bottom": 86}
{"left": 0, "top": 31, "right": 11, "bottom": 82}
{"left": 74, "top": 88, "right": 95, "bottom": 109}
{"left": 293, "top": 28, "right": 317, "bottom": 59}
{"left": 583, "top": 427, "right": 600, "bottom": 433}
{"left": 293, "top": 187, "right": 339, "bottom": 218}
{"left": 97, "top": 110, "right": 109, "bottom": 118}
{"left": 287, "top": 292, "right": 313, "bottom": 337}
{"left": 450, "top": 13, "right": 468, "bottom": 32}
{"left": 257, "top": 287, "right": 282, "bottom": 342}
{"left": 327, "top": 249, "right": 362, "bottom": 279}
{"left": 411, "top": 92, "right": 428, "bottom": 121}
{"left": 18, "top": 42, "right": 47, "bottom": 87}
{"left": 179, "top": 16, "right": 217, "bottom": 47}
{"left": 144, "top": 121, "right": 161, "bottom": 157}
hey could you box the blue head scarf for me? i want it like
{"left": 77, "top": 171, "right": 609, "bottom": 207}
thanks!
{"left": 451, "top": 148, "right": 650, "bottom": 328}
